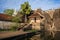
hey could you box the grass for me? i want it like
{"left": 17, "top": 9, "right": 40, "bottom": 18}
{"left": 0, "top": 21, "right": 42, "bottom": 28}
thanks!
{"left": 0, "top": 29, "right": 10, "bottom": 32}
{"left": 24, "top": 29, "right": 37, "bottom": 32}
{"left": 0, "top": 29, "right": 17, "bottom": 32}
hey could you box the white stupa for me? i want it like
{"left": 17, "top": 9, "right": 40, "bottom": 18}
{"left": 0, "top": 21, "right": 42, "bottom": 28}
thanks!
{"left": 12, "top": 9, "right": 17, "bottom": 16}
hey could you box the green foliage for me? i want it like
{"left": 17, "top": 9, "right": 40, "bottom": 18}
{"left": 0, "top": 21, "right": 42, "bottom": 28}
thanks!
{"left": 4, "top": 9, "right": 14, "bottom": 16}
{"left": 20, "top": 1, "right": 31, "bottom": 22}
{"left": 11, "top": 25, "right": 18, "bottom": 31}
{"left": 24, "top": 29, "right": 37, "bottom": 32}
{"left": 12, "top": 16, "right": 20, "bottom": 23}
{"left": 0, "top": 29, "right": 9, "bottom": 31}
{"left": 20, "top": 1, "right": 31, "bottom": 15}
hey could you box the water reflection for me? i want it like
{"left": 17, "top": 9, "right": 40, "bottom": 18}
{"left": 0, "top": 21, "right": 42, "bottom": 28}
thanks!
{"left": 40, "top": 31, "right": 55, "bottom": 40}
{"left": 2, "top": 30, "right": 58, "bottom": 40}
{"left": 29, "top": 29, "right": 57, "bottom": 40}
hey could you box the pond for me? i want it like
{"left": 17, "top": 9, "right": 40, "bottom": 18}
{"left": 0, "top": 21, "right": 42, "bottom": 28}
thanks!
{"left": 27, "top": 31, "right": 60, "bottom": 40}
{"left": 1, "top": 30, "right": 60, "bottom": 40}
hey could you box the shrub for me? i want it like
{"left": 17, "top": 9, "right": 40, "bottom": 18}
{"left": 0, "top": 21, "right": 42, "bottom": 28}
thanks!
{"left": 11, "top": 25, "right": 18, "bottom": 31}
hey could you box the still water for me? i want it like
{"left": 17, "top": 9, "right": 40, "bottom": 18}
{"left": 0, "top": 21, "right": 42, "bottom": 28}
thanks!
{"left": 1, "top": 31, "right": 60, "bottom": 40}
{"left": 25, "top": 31, "right": 60, "bottom": 40}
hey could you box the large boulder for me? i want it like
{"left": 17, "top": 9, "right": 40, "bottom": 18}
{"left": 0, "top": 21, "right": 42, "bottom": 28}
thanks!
{"left": 53, "top": 9, "right": 60, "bottom": 30}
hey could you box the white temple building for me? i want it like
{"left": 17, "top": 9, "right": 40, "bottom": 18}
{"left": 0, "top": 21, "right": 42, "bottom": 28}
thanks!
{"left": 12, "top": 9, "right": 17, "bottom": 16}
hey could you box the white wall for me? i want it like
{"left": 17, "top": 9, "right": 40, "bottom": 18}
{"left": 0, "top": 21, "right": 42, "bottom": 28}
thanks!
{"left": 30, "top": 18, "right": 35, "bottom": 23}
{"left": 30, "top": 17, "right": 41, "bottom": 30}
{"left": 0, "top": 21, "right": 20, "bottom": 29}
{"left": 36, "top": 18, "right": 40, "bottom": 23}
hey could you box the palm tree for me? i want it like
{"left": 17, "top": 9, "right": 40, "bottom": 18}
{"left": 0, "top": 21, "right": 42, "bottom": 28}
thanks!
{"left": 20, "top": 1, "right": 31, "bottom": 23}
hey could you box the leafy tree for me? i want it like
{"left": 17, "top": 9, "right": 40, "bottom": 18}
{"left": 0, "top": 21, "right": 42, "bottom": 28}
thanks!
{"left": 12, "top": 11, "right": 23, "bottom": 23}
{"left": 11, "top": 25, "right": 18, "bottom": 31}
{"left": 12, "top": 16, "right": 20, "bottom": 23}
{"left": 20, "top": 1, "right": 31, "bottom": 22}
{"left": 4, "top": 9, "right": 14, "bottom": 16}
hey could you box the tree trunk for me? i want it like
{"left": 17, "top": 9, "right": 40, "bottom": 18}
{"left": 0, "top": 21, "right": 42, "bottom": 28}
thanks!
{"left": 25, "top": 14, "right": 27, "bottom": 23}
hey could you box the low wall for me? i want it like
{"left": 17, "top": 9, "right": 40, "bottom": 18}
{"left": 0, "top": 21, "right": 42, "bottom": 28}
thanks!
{"left": 0, "top": 21, "right": 21, "bottom": 29}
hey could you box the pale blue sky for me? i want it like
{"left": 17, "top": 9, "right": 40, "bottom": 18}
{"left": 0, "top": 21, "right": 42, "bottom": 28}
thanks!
{"left": 0, "top": 0, "right": 60, "bottom": 13}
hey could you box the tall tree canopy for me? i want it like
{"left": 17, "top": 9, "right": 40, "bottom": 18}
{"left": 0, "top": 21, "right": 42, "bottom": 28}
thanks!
{"left": 4, "top": 9, "right": 14, "bottom": 16}
{"left": 20, "top": 1, "right": 31, "bottom": 22}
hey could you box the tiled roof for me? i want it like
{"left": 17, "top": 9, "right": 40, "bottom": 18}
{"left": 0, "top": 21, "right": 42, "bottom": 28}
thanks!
{"left": 0, "top": 13, "right": 13, "bottom": 21}
{"left": 28, "top": 9, "right": 43, "bottom": 18}
{"left": 28, "top": 13, "right": 40, "bottom": 18}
